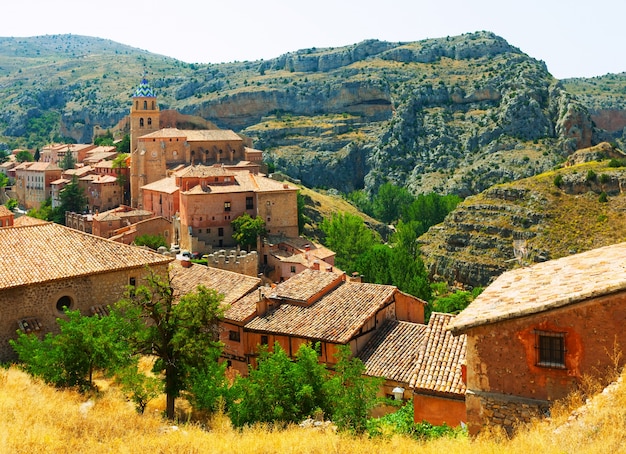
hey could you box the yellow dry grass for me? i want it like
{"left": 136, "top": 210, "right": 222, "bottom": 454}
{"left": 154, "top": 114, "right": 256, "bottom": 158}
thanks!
{"left": 2, "top": 365, "right": 626, "bottom": 453}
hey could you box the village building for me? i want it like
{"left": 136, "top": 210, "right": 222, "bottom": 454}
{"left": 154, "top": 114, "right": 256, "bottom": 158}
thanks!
{"left": 0, "top": 221, "right": 172, "bottom": 362}
{"left": 448, "top": 242, "right": 626, "bottom": 435}
{"left": 40, "top": 143, "right": 96, "bottom": 165}
{"left": 0, "top": 205, "right": 14, "bottom": 227}
{"left": 14, "top": 161, "right": 62, "bottom": 210}
{"left": 129, "top": 78, "right": 262, "bottom": 209}
{"left": 236, "top": 269, "right": 425, "bottom": 374}
{"left": 79, "top": 173, "right": 123, "bottom": 212}
{"left": 260, "top": 235, "right": 337, "bottom": 282}
{"left": 142, "top": 164, "right": 299, "bottom": 253}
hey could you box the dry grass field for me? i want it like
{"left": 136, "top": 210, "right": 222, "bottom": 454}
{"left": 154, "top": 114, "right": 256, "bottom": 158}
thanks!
{"left": 1, "top": 364, "right": 626, "bottom": 453}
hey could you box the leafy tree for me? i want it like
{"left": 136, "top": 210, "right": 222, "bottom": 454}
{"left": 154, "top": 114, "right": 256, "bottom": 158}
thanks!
{"left": 297, "top": 191, "right": 310, "bottom": 234}
{"left": 60, "top": 149, "right": 76, "bottom": 170}
{"left": 0, "top": 173, "right": 9, "bottom": 189}
{"left": 115, "top": 365, "right": 162, "bottom": 414}
{"left": 27, "top": 197, "right": 55, "bottom": 221}
{"left": 229, "top": 342, "right": 330, "bottom": 428}
{"left": 388, "top": 248, "right": 432, "bottom": 302}
{"left": 320, "top": 212, "right": 378, "bottom": 273}
{"left": 231, "top": 213, "right": 266, "bottom": 250}
{"left": 33, "top": 148, "right": 41, "bottom": 162}
{"left": 0, "top": 149, "right": 9, "bottom": 163}
{"left": 372, "top": 183, "right": 414, "bottom": 224}
{"left": 354, "top": 244, "right": 394, "bottom": 285}
{"left": 133, "top": 233, "right": 167, "bottom": 250}
{"left": 115, "top": 275, "right": 226, "bottom": 419}
{"left": 58, "top": 176, "right": 87, "bottom": 216}
{"left": 186, "top": 351, "right": 229, "bottom": 414}
{"left": 401, "top": 192, "right": 461, "bottom": 230}
{"left": 5, "top": 198, "right": 18, "bottom": 211}
{"left": 10, "top": 308, "right": 136, "bottom": 389}
{"left": 15, "top": 150, "right": 34, "bottom": 162}
{"left": 94, "top": 130, "right": 115, "bottom": 146}
{"left": 346, "top": 189, "right": 373, "bottom": 216}
{"left": 326, "top": 345, "right": 384, "bottom": 434}
{"left": 115, "top": 134, "right": 130, "bottom": 153}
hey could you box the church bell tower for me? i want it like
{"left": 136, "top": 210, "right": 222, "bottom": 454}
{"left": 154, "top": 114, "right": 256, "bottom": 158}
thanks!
{"left": 130, "top": 76, "right": 160, "bottom": 208}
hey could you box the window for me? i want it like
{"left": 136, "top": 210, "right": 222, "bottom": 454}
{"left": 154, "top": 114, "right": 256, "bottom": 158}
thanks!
{"left": 139, "top": 118, "right": 144, "bottom": 127}
{"left": 218, "top": 227, "right": 224, "bottom": 237}
{"left": 260, "top": 335, "right": 269, "bottom": 345}
{"left": 246, "top": 197, "right": 254, "bottom": 210}
{"left": 290, "top": 265, "right": 296, "bottom": 274}
{"left": 535, "top": 330, "right": 566, "bottom": 368}
{"left": 143, "top": 100, "right": 147, "bottom": 109}
{"left": 224, "top": 201, "right": 231, "bottom": 212}
{"left": 56, "top": 295, "right": 73, "bottom": 313}
{"left": 129, "top": 277, "right": 136, "bottom": 287}
{"left": 229, "top": 330, "right": 241, "bottom": 342}
{"left": 147, "top": 117, "right": 152, "bottom": 126}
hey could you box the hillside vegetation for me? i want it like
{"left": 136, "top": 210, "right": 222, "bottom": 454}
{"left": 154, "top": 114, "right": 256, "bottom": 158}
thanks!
{"left": 1, "top": 32, "right": 624, "bottom": 198}
{"left": 420, "top": 143, "right": 626, "bottom": 287}
{"left": 1, "top": 364, "right": 624, "bottom": 453}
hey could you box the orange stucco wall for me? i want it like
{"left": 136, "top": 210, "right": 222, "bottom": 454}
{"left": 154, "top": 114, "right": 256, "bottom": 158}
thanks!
{"left": 413, "top": 393, "right": 467, "bottom": 427}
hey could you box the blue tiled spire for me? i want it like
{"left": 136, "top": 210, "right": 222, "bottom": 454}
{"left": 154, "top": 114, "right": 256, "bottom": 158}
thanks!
{"left": 133, "top": 76, "right": 155, "bottom": 98}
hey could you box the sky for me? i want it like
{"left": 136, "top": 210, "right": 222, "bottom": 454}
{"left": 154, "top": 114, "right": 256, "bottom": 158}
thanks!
{"left": 4, "top": 0, "right": 625, "bottom": 79}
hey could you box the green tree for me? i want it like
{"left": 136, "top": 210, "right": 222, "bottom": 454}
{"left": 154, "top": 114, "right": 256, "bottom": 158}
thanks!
{"left": 115, "top": 365, "right": 162, "bottom": 414}
{"left": 0, "top": 173, "right": 9, "bottom": 189}
{"left": 27, "top": 197, "right": 55, "bottom": 221}
{"left": 112, "top": 153, "right": 129, "bottom": 203}
{"left": 60, "top": 149, "right": 76, "bottom": 170}
{"left": 115, "top": 275, "right": 226, "bottom": 419}
{"left": 115, "top": 134, "right": 131, "bottom": 153}
{"left": 229, "top": 342, "right": 330, "bottom": 428}
{"left": 58, "top": 176, "right": 87, "bottom": 216}
{"left": 320, "top": 212, "right": 378, "bottom": 273}
{"left": 372, "top": 183, "right": 414, "bottom": 224}
{"left": 134, "top": 234, "right": 167, "bottom": 250}
{"left": 10, "top": 308, "right": 136, "bottom": 389}
{"left": 15, "top": 150, "right": 34, "bottom": 162}
{"left": 94, "top": 130, "right": 115, "bottom": 146}
{"left": 297, "top": 191, "right": 310, "bottom": 234}
{"left": 326, "top": 345, "right": 384, "bottom": 434}
{"left": 5, "top": 198, "right": 18, "bottom": 211}
{"left": 354, "top": 244, "right": 394, "bottom": 284}
{"left": 231, "top": 213, "right": 266, "bottom": 250}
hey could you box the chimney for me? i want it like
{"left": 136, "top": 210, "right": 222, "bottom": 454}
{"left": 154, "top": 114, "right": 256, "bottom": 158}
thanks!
{"left": 350, "top": 272, "right": 362, "bottom": 283}
{"left": 256, "top": 288, "right": 268, "bottom": 315}
{"left": 312, "top": 260, "right": 320, "bottom": 271}
{"left": 180, "top": 258, "right": 191, "bottom": 268}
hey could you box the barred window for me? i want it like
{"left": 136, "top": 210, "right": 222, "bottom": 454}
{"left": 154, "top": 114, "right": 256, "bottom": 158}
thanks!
{"left": 535, "top": 330, "right": 566, "bottom": 368}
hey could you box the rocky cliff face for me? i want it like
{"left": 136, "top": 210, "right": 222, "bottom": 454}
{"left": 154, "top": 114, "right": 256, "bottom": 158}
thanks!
{"left": 0, "top": 32, "right": 621, "bottom": 199}
{"left": 419, "top": 144, "right": 626, "bottom": 287}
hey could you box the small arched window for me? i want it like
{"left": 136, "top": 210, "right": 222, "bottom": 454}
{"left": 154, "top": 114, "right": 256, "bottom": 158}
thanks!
{"left": 152, "top": 101, "right": 155, "bottom": 110}
{"left": 147, "top": 117, "right": 152, "bottom": 126}
{"left": 143, "top": 100, "right": 147, "bottom": 109}
{"left": 139, "top": 118, "right": 144, "bottom": 127}
{"left": 135, "top": 100, "right": 138, "bottom": 109}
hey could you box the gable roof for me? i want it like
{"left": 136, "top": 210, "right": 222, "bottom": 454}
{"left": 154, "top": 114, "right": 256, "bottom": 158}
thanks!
{"left": 359, "top": 319, "right": 428, "bottom": 384}
{"left": 245, "top": 274, "right": 397, "bottom": 343}
{"left": 411, "top": 313, "right": 467, "bottom": 397}
{"left": 169, "top": 261, "right": 260, "bottom": 306}
{"left": 448, "top": 242, "right": 626, "bottom": 334}
{"left": 0, "top": 223, "right": 172, "bottom": 290}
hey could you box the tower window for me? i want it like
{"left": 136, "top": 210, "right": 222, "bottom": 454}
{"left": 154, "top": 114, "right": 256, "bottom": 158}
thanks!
{"left": 143, "top": 100, "right": 147, "bottom": 109}
{"left": 147, "top": 117, "right": 152, "bottom": 126}
{"left": 151, "top": 100, "right": 155, "bottom": 109}
{"left": 139, "top": 118, "right": 144, "bottom": 127}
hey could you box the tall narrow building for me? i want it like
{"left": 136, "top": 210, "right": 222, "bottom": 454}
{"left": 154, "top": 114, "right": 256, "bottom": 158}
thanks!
{"left": 130, "top": 77, "right": 160, "bottom": 207}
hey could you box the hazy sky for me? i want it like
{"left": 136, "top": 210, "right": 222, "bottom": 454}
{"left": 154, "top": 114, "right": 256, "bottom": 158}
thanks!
{"left": 5, "top": 0, "right": 624, "bottom": 79}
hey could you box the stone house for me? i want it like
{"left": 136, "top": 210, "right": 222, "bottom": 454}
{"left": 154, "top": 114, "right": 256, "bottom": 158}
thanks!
{"left": 14, "top": 162, "right": 62, "bottom": 209}
{"left": 233, "top": 269, "right": 425, "bottom": 374}
{"left": 259, "top": 235, "right": 337, "bottom": 282}
{"left": 79, "top": 173, "right": 122, "bottom": 212}
{"left": 0, "top": 221, "right": 172, "bottom": 362}
{"left": 0, "top": 205, "right": 14, "bottom": 227}
{"left": 91, "top": 206, "right": 156, "bottom": 238}
{"left": 143, "top": 164, "right": 299, "bottom": 253}
{"left": 448, "top": 242, "right": 626, "bottom": 435}
{"left": 128, "top": 78, "right": 261, "bottom": 209}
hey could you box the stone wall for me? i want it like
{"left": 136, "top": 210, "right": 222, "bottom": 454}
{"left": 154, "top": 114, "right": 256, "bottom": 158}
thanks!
{"left": 466, "top": 390, "right": 548, "bottom": 436}
{"left": 0, "top": 263, "right": 169, "bottom": 362}
{"left": 206, "top": 249, "right": 258, "bottom": 277}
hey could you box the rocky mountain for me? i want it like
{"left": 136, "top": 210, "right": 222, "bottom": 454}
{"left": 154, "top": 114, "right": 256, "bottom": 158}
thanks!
{"left": 1, "top": 32, "right": 624, "bottom": 199}
{"left": 419, "top": 143, "right": 626, "bottom": 287}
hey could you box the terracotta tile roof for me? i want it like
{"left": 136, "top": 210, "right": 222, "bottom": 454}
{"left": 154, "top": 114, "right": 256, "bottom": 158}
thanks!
{"left": 173, "top": 164, "right": 239, "bottom": 178}
{"left": 184, "top": 129, "right": 242, "bottom": 142}
{"left": 13, "top": 216, "right": 48, "bottom": 227}
{"left": 139, "top": 128, "right": 188, "bottom": 139}
{"left": 140, "top": 176, "right": 180, "bottom": 194}
{"left": 0, "top": 223, "right": 172, "bottom": 290}
{"left": 246, "top": 276, "right": 397, "bottom": 343}
{"left": 224, "top": 291, "right": 261, "bottom": 323}
{"left": 63, "top": 166, "right": 94, "bottom": 178}
{"left": 411, "top": 313, "right": 467, "bottom": 396}
{"left": 16, "top": 162, "right": 61, "bottom": 172}
{"left": 448, "top": 242, "right": 626, "bottom": 334}
{"left": 359, "top": 319, "right": 428, "bottom": 383}
{"left": 93, "top": 207, "right": 153, "bottom": 222}
{"left": 169, "top": 261, "right": 260, "bottom": 305}
{"left": 50, "top": 178, "right": 70, "bottom": 185}
{"left": 266, "top": 269, "right": 342, "bottom": 304}
{"left": 0, "top": 205, "right": 13, "bottom": 218}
